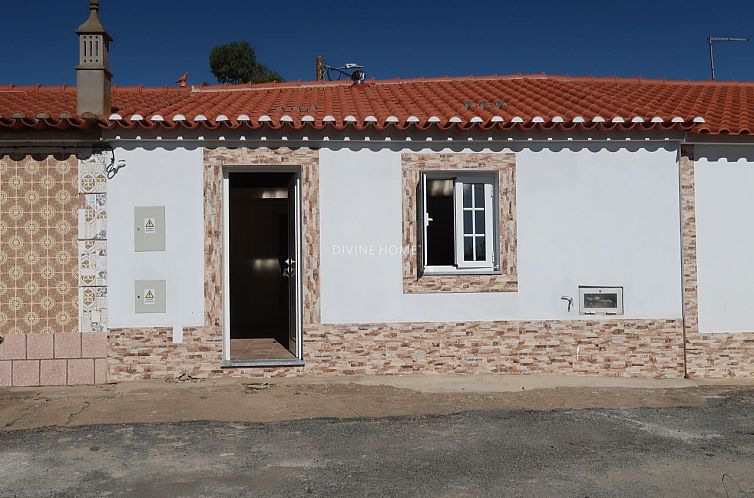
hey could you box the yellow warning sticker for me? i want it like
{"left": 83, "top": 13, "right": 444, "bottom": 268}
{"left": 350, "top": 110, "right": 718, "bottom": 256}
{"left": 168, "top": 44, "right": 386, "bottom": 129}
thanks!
{"left": 144, "top": 288, "right": 156, "bottom": 305}
{"left": 144, "top": 218, "right": 156, "bottom": 234}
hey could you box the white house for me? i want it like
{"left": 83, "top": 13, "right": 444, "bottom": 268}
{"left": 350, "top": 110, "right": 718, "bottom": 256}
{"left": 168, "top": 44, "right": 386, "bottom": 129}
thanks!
{"left": 0, "top": 1, "right": 752, "bottom": 385}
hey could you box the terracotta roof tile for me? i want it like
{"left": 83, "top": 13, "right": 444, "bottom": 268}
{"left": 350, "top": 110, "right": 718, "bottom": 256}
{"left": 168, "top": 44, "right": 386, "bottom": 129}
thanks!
{"left": 1, "top": 74, "right": 753, "bottom": 134}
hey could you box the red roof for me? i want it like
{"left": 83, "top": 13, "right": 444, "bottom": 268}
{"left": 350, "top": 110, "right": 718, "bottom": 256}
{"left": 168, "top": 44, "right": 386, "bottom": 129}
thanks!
{"left": 1, "top": 74, "right": 753, "bottom": 135}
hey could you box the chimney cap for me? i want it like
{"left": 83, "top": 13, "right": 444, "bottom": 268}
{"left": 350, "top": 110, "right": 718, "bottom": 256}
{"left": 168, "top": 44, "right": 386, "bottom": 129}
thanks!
{"left": 76, "top": 0, "right": 112, "bottom": 41}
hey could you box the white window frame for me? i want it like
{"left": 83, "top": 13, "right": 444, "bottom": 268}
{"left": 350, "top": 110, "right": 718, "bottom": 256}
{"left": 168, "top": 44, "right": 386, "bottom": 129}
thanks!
{"left": 578, "top": 286, "right": 624, "bottom": 315}
{"left": 420, "top": 171, "right": 498, "bottom": 275}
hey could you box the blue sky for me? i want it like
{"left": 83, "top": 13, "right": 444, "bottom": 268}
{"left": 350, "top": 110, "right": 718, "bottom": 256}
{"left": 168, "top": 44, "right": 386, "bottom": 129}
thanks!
{"left": 2, "top": 0, "right": 753, "bottom": 87}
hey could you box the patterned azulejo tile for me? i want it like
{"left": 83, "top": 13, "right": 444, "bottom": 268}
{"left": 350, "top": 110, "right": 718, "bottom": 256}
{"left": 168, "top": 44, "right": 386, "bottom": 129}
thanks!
{"left": 78, "top": 286, "right": 107, "bottom": 333}
{"left": 78, "top": 240, "right": 107, "bottom": 287}
{"left": 78, "top": 193, "right": 106, "bottom": 240}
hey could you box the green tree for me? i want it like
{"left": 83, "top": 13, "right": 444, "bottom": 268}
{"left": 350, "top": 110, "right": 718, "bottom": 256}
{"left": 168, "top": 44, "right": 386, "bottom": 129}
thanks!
{"left": 209, "top": 41, "right": 283, "bottom": 84}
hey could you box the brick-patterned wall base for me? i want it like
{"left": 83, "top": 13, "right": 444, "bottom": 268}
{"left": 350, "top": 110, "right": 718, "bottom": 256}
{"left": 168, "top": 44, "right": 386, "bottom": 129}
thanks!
{"left": 108, "top": 327, "right": 223, "bottom": 381}
{"left": 106, "top": 319, "right": 685, "bottom": 381}
{"left": 686, "top": 333, "right": 754, "bottom": 378}
{"left": 0, "top": 332, "right": 108, "bottom": 386}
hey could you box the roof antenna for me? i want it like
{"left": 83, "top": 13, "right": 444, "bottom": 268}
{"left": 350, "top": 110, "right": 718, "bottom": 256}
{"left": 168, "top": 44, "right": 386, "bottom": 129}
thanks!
{"left": 319, "top": 59, "right": 367, "bottom": 84}
{"left": 707, "top": 35, "right": 748, "bottom": 80}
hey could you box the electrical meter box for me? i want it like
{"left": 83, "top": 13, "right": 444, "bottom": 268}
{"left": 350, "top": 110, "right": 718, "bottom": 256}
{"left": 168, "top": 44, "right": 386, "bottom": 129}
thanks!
{"left": 134, "top": 206, "right": 165, "bottom": 252}
{"left": 135, "top": 280, "right": 166, "bottom": 313}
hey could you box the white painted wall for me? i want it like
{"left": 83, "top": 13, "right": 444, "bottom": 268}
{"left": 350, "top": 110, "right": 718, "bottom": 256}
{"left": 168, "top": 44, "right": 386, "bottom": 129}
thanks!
{"left": 695, "top": 145, "right": 754, "bottom": 333}
{"left": 107, "top": 147, "right": 205, "bottom": 328}
{"left": 319, "top": 146, "right": 683, "bottom": 323}
{"left": 104, "top": 142, "right": 684, "bottom": 327}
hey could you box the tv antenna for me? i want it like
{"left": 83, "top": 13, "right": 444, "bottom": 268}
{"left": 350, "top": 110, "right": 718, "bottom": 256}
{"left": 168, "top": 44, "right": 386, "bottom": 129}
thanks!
{"left": 707, "top": 35, "right": 748, "bottom": 80}
{"left": 315, "top": 57, "right": 367, "bottom": 84}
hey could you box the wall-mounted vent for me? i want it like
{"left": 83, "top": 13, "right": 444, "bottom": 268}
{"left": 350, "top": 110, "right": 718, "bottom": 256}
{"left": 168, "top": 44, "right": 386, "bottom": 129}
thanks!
{"left": 578, "top": 286, "right": 623, "bottom": 315}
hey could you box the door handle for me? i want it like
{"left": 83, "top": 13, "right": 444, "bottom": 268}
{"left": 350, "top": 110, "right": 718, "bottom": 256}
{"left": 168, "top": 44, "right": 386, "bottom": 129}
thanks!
{"left": 281, "top": 258, "right": 295, "bottom": 278}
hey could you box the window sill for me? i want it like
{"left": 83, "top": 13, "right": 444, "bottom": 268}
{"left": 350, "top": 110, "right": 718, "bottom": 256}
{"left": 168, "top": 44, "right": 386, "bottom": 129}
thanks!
{"left": 422, "top": 267, "right": 501, "bottom": 276}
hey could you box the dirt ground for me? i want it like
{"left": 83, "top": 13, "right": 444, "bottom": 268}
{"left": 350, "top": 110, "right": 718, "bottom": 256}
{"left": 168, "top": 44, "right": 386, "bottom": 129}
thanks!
{"left": 0, "top": 380, "right": 752, "bottom": 497}
{"left": 1, "top": 374, "right": 752, "bottom": 431}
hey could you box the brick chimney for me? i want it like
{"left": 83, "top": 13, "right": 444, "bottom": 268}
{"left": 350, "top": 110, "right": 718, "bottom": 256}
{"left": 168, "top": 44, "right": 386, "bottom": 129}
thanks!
{"left": 76, "top": 0, "right": 112, "bottom": 116}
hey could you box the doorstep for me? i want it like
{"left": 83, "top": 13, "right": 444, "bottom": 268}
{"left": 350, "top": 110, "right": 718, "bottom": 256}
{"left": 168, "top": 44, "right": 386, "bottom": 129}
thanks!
{"left": 221, "top": 359, "right": 305, "bottom": 368}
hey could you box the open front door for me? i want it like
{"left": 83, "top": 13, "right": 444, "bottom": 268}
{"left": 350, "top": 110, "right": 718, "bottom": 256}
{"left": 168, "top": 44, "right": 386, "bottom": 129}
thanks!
{"left": 222, "top": 170, "right": 304, "bottom": 366}
{"left": 285, "top": 175, "right": 302, "bottom": 357}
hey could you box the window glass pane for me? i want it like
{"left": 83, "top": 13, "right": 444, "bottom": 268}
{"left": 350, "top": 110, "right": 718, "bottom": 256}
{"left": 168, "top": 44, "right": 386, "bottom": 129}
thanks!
{"left": 463, "top": 210, "right": 473, "bottom": 235}
{"left": 584, "top": 293, "right": 618, "bottom": 308}
{"left": 474, "top": 210, "right": 485, "bottom": 234}
{"left": 464, "top": 236, "right": 473, "bottom": 260}
{"left": 426, "top": 179, "right": 454, "bottom": 266}
{"left": 463, "top": 183, "right": 472, "bottom": 208}
{"left": 473, "top": 183, "right": 484, "bottom": 207}
{"left": 475, "top": 236, "right": 485, "bottom": 261}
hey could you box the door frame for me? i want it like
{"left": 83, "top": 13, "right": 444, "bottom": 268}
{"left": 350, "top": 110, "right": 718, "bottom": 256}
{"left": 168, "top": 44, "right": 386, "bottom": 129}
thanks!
{"left": 221, "top": 166, "right": 304, "bottom": 366}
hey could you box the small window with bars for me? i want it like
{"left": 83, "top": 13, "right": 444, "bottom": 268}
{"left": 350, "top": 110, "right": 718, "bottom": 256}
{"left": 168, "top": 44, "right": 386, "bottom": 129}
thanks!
{"left": 419, "top": 172, "right": 497, "bottom": 273}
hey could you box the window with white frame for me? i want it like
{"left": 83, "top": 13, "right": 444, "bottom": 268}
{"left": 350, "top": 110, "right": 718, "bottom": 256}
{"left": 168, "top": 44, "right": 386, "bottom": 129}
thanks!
{"left": 420, "top": 172, "right": 498, "bottom": 273}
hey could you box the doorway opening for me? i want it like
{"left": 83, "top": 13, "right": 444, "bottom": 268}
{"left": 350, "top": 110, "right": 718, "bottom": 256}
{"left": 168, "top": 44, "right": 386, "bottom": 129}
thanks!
{"left": 222, "top": 170, "right": 303, "bottom": 366}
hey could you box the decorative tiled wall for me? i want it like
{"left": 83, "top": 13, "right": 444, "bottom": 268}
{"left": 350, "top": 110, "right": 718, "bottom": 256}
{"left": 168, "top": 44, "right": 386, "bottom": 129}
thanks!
{"left": 0, "top": 155, "right": 81, "bottom": 335}
{"left": 401, "top": 153, "right": 518, "bottom": 293}
{"left": 680, "top": 145, "right": 754, "bottom": 378}
{"left": 77, "top": 153, "right": 108, "bottom": 334}
{"left": 0, "top": 152, "right": 110, "bottom": 386}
